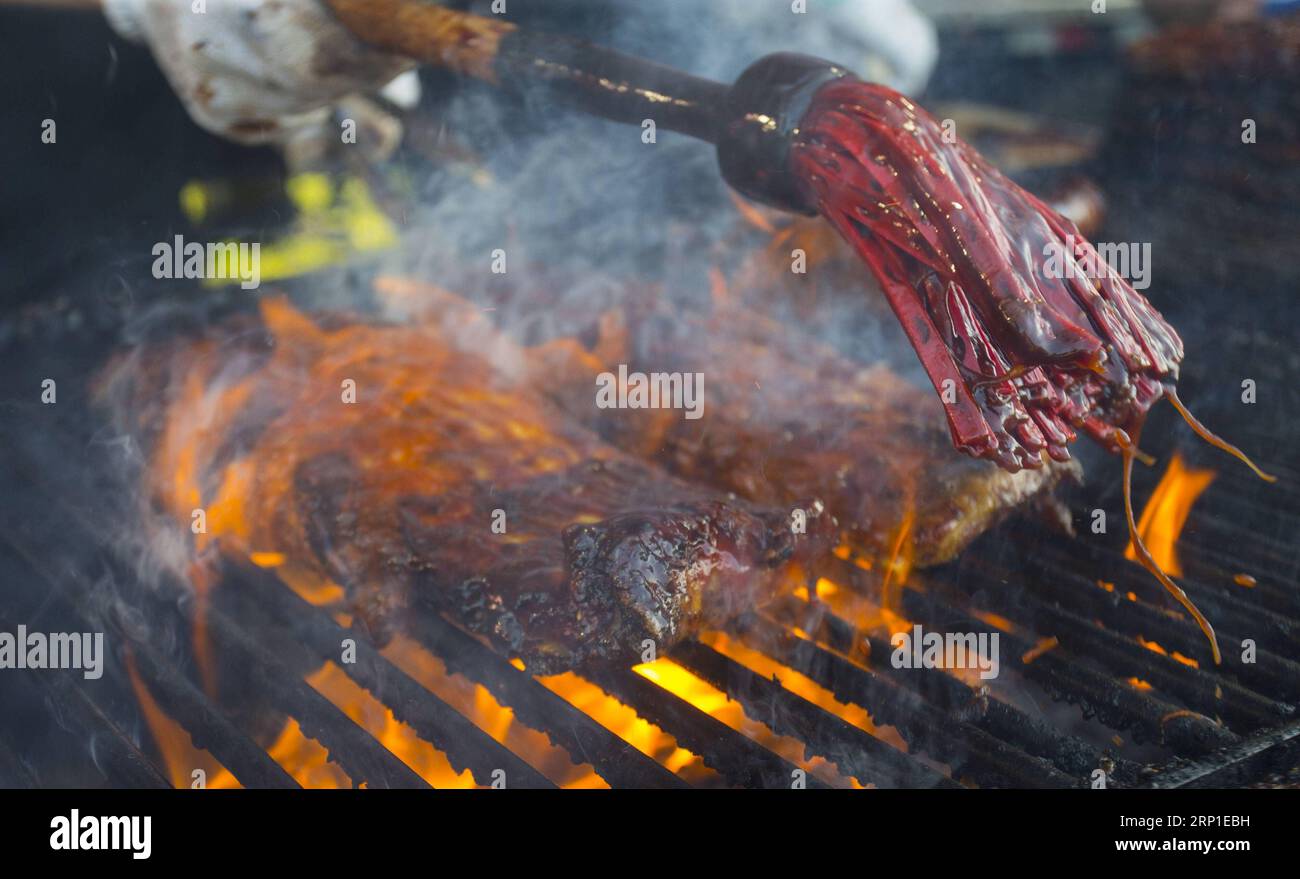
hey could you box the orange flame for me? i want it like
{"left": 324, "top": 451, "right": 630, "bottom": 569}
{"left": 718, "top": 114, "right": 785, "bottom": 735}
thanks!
{"left": 633, "top": 657, "right": 864, "bottom": 788}
{"left": 701, "top": 631, "right": 910, "bottom": 754}
{"left": 379, "top": 634, "right": 606, "bottom": 788}
{"left": 305, "top": 662, "right": 477, "bottom": 788}
{"left": 1124, "top": 452, "right": 1216, "bottom": 577}
{"left": 535, "top": 672, "right": 715, "bottom": 783}
{"left": 880, "top": 508, "right": 916, "bottom": 617}
{"left": 798, "top": 576, "right": 913, "bottom": 641}
{"left": 274, "top": 570, "right": 607, "bottom": 788}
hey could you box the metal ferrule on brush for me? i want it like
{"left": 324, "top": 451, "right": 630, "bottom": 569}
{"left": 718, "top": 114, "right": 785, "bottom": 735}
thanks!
{"left": 716, "top": 53, "right": 854, "bottom": 215}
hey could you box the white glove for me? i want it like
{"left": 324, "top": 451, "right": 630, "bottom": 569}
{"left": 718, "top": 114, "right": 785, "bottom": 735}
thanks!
{"left": 714, "top": 0, "right": 938, "bottom": 96}
{"left": 105, "top": 0, "right": 419, "bottom": 153}
{"left": 827, "top": 0, "right": 938, "bottom": 96}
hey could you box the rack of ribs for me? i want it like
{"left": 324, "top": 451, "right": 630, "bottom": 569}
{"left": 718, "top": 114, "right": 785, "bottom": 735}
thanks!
{"left": 102, "top": 274, "right": 1080, "bottom": 672}
{"left": 506, "top": 290, "right": 1083, "bottom": 568}
{"left": 97, "top": 298, "right": 831, "bottom": 674}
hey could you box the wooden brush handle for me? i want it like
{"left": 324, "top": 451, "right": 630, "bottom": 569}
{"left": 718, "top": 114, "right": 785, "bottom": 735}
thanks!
{"left": 325, "top": 0, "right": 731, "bottom": 143}
{"left": 325, "top": 0, "right": 515, "bottom": 83}
{"left": 0, "top": 0, "right": 103, "bottom": 9}
{"left": 324, "top": 0, "right": 852, "bottom": 212}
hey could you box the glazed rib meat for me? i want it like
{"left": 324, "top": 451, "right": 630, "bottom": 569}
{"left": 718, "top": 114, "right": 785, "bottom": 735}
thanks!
{"left": 526, "top": 297, "right": 1081, "bottom": 567}
{"left": 99, "top": 298, "right": 830, "bottom": 673}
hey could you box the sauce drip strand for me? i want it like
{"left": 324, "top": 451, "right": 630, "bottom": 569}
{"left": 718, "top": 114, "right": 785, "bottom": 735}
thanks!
{"left": 1117, "top": 429, "right": 1220, "bottom": 665}
{"left": 789, "top": 78, "right": 1275, "bottom": 662}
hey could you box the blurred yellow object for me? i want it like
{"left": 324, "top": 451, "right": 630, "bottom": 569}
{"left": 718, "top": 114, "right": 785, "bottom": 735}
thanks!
{"left": 287, "top": 173, "right": 335, "bottom": 215}
{"left": 180, "top": 173, "right": 399, "bottom": 287}
{"left": 179, "top": 181, "right": 210, "bottom": 226}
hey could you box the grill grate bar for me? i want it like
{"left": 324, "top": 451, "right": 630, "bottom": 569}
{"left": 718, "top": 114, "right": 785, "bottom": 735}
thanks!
{"left": 1190, "top": 479, "right": 1300, "bottom": 528}
{"left": 671, "top": 639, "right": 958, "bottom": 788}
{"left": 223, "top": 565, "right": 555, "bottom": 789}
{"left": 1017, "top": 525, "right": 1300, "bottom": 655}
{"left": 119, "top": 629, "right": 302, "bottom": 789}
{"left": 407, "top": 612, "right": 688, "bottom": 789}
{"left": 762, "top": 596, "right": 1138, "bottom": 780}
{"left": 33, "top": 672, "right": 173, "bottom": 789}
{"left": 948, "top": 561, "right": 1294, "bottom": 729}
{"left": 1146, "top": 717, "right": 1300, "bottom": 789}
{"left": 1000, "top": 542, "right": 1300, "bottom": 704}
{"left": 2, "top": 471, "right": 428, "bottom": 790}
{"left": 742, "top": 608, "right": 1094, "bottom": 787}
{"left": 584, "top": 665, "right": 832, "bottom": 788}
{"left": 893, "top": 589, "right": 1240, "bottom": 756}
{"left": 0, "top": 533, "right": 300, "bottom": 790}
{"left": 200, "top": 598, "right": 432, "bottom": 789}
{"left": 817, "top": 554, "right": 1237, "bottom": 755}
{"left": 0, "top": 640, "right": 170, "bottom": 790}
{"left": 1186, "top": 508, "right": 1300, "bottom": 578}
{"left": 1179, "top": 540, "right": 1300, "bottom": 620}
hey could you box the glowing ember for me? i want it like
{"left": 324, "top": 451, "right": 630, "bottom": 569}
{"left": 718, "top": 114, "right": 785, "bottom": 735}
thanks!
{"left": 1137, "top": 635, "right": 1200, "bottom": 669}
{"left": 274, "top": 571, "right": 606, "bottom": 787}
{"left": 250, "top": 719, "right": 348, "bottom": 788}
{"left": 1021, "top": 636, "right": 1059, "bottom": 665}
{"left": 971, "top": 610, "right": 1018, "bottom": 635}
{"left": 208, "top": 717, "right": 352, "bottom": 789}
{"left": 797, "top": 577, "right": 914, "bottom": 642}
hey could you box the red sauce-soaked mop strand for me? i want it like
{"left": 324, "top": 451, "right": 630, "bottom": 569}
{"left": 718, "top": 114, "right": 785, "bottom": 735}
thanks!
{"left": 789, "top": 79, "right": 1183, "bottom": 472}
{"left": 789, "top": 79, "right": 1278, "bottom": 662}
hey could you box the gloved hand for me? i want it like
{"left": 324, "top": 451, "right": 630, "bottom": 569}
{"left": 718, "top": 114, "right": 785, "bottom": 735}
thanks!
{"left": 105, "top": 0, "right": 420, "bottom": 160}
{"left": 827, "top": 0, "right": 938, "bottom": 96}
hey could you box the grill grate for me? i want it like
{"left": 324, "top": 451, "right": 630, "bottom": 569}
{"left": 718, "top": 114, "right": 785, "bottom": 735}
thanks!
{"left": 5, "top": 488, "right": 1298, "bottom": 789}
{"left": 1, "top": 370, "right": 1297, "bottom": 790}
